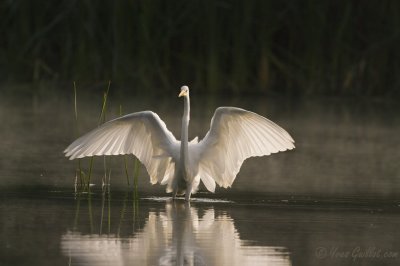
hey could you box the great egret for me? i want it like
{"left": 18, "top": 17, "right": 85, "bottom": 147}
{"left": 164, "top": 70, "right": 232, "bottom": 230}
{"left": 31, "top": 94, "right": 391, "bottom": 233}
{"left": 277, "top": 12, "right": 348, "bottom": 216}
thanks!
{"left": 64, "top": 86, "right": 295, "bottom": 200}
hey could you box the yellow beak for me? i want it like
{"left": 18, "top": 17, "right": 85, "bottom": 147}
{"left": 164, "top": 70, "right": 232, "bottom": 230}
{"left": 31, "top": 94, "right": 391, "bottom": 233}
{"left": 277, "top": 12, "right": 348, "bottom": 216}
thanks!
{"left": 178, "top": 90, "right": 186, "bottom": 97}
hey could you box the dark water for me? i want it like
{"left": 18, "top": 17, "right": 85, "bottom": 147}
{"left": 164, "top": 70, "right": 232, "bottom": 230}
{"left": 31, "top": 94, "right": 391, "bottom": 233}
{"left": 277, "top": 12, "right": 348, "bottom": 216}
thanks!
{"left": 1, "top": 190, "right": 400, "bottom": 266}
{"left": 1, "top": 91, "right": 400, "bottom": 265}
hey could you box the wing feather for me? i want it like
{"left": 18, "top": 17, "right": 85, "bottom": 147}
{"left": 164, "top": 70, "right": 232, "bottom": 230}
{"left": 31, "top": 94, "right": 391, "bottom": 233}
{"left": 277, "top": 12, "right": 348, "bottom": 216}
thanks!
{"left": 64, "top": 111, "right": 179, "bottom": 184}
{"left": 194, "top": 107, "right": 295, "bottom": 188}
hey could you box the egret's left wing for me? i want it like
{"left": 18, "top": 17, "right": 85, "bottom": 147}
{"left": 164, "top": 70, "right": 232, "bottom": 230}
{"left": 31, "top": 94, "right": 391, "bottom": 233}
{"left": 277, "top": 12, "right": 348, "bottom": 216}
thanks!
{"left": 193, "top": 107, "right": 295, "bottom": 190}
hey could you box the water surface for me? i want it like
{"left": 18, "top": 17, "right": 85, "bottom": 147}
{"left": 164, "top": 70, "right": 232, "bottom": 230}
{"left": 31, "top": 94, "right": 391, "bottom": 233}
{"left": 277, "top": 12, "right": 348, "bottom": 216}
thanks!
{"left": 1, "top": 190, "right": 399, "bottom": 266}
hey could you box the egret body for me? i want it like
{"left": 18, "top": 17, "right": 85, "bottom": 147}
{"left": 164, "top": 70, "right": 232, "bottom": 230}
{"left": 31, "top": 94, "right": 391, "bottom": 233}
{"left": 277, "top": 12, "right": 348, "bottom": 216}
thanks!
{"left": 64, "top": 86, "right": 295, "bottom": 201}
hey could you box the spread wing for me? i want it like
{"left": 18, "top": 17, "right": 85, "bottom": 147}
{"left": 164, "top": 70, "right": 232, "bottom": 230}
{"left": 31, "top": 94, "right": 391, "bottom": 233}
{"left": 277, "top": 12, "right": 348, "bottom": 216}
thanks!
{"left": 64, "top": 111, "right": 179, "bottom": 184}
{"left": 194, "top": 107, "right": 295, "bottom": 189}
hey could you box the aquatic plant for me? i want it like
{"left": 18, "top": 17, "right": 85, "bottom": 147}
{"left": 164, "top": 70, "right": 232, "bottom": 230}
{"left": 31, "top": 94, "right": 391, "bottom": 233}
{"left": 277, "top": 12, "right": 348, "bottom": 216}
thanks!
{"left": 71, "top": 82, "right": 141, "bottom": 201}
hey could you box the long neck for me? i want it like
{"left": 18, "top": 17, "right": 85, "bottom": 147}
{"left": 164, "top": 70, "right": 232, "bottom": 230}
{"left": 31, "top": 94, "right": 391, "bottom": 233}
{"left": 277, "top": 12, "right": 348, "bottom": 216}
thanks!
{"left": 180, "top": 95, "right": 190, "bottom": 172}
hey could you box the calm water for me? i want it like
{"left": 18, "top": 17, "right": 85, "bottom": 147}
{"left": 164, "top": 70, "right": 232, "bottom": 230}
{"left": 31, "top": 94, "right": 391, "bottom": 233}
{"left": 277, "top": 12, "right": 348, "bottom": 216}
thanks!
{"left": 1, "top": 90, "right": 400, "bottom": 265}
{"left": 1, "top": 190, "right": 400, "bottom": 266}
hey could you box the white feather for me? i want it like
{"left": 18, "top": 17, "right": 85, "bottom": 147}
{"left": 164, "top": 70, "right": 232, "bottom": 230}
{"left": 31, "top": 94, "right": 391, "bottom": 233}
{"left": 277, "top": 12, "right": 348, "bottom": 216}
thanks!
{"left": 191, "top": 107, "right": 294, "bottom": 188}
{"left": 64, "top": 111, "right": 179, "bottom": 184}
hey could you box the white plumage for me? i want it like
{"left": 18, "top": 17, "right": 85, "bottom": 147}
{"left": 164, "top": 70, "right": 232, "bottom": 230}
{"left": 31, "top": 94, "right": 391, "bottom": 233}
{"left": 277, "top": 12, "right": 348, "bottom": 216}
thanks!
{"left": 64, "top": 86, "right": 295, "bottom": 200}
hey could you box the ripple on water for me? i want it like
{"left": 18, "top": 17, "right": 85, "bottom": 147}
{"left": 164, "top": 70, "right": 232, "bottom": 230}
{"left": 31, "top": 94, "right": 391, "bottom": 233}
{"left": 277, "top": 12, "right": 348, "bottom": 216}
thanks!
{"left": 142, "top": 196, "right": 234, "bottom": 204}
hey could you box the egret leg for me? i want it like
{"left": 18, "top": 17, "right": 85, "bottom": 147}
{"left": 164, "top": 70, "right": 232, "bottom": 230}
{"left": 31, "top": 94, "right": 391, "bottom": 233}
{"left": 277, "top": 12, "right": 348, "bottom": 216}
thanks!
{"left": 185, "top": 192, "right": 191, "bottom": 201}
{"left": 185, "top": 186, "right": 192, "bottom": 201}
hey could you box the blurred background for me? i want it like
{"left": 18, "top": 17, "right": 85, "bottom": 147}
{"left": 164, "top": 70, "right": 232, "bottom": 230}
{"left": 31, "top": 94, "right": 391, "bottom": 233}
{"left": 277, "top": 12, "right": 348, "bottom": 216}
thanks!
{"left": 1, "top": 0, "right": 399, "bottom": 96}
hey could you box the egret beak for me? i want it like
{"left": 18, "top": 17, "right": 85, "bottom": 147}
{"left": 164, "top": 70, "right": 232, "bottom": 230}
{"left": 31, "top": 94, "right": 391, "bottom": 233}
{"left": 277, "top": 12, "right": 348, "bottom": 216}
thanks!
{"left": 178, "top": 90, "right": 186, "bottom": 97}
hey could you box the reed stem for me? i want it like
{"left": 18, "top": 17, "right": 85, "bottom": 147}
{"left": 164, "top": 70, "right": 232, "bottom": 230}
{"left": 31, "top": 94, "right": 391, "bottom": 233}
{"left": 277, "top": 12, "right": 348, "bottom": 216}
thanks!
{"left": 133, "top": 158, "right": 140, "bottom": 200}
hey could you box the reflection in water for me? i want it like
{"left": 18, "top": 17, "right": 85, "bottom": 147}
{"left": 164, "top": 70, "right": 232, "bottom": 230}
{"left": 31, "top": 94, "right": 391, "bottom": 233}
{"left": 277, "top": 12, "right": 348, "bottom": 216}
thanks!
{"left": 61, "top": 201, "right": 291, "bottom": 266}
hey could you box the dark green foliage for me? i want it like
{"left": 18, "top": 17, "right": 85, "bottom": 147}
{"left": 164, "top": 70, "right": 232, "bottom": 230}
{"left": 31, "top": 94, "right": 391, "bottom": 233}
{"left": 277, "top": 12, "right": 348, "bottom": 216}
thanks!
{"left": 1, "top": 1, "right": 399, "bottom": 96}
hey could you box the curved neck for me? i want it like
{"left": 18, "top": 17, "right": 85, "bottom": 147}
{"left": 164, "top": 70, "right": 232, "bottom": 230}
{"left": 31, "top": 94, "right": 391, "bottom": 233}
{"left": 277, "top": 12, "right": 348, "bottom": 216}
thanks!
{"left": 180, "top": 95, "right": 190, "bottom": 172}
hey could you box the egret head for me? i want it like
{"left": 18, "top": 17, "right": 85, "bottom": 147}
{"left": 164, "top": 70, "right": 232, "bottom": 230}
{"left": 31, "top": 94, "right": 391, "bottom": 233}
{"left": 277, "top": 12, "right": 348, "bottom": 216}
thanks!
{"left": 178, "top": 86, "right": 189, "bottom": 97}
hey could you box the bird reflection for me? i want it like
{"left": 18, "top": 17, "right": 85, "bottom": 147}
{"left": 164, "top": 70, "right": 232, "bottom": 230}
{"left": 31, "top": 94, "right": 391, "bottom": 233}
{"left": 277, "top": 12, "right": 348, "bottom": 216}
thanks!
{"left": 158, "top": 202, "right": 205, "bottom": 265}
{"left": 61, "top": 201, "right": 291, "bottom": 266}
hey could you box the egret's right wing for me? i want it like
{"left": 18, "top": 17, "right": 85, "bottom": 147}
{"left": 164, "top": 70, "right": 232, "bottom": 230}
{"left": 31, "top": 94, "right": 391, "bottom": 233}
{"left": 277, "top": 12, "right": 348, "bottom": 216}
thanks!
{"left": 64, "top": 111, "right": 179, "bottom": 184}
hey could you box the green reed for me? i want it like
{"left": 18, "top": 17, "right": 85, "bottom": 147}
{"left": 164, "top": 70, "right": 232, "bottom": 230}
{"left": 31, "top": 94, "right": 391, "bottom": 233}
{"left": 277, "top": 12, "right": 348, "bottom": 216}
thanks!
{"left": 72, "top": 81, "right": 141, "bottom": 200}
{"left": 98, "top": 81, "right": 111, "bottom": 191}
{"left": 120, "top": 105, "right": 130, "bottom": 187}
{"left": 72, "top": 81, "right": 109, "bottom": 192}
{"left": 73, "top": 82, "right": 85, "bottom": 190}
{"left": 133, "top": 158, "right": 140, "bottom": 201}
{"left": 99, "top": 169, "right": 112, "bottom": 234}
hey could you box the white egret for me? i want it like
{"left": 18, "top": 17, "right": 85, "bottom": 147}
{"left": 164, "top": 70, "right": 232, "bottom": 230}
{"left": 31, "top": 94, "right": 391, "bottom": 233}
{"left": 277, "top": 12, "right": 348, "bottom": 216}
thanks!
{"left": 64, "top": 86, "right": 295, "bottom": 200}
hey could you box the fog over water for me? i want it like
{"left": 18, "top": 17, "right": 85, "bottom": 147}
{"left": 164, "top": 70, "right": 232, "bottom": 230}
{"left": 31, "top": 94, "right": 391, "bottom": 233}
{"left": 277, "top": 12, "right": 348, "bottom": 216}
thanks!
{"left": 1, "top": 92, "right": 399, "bottom": 199}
